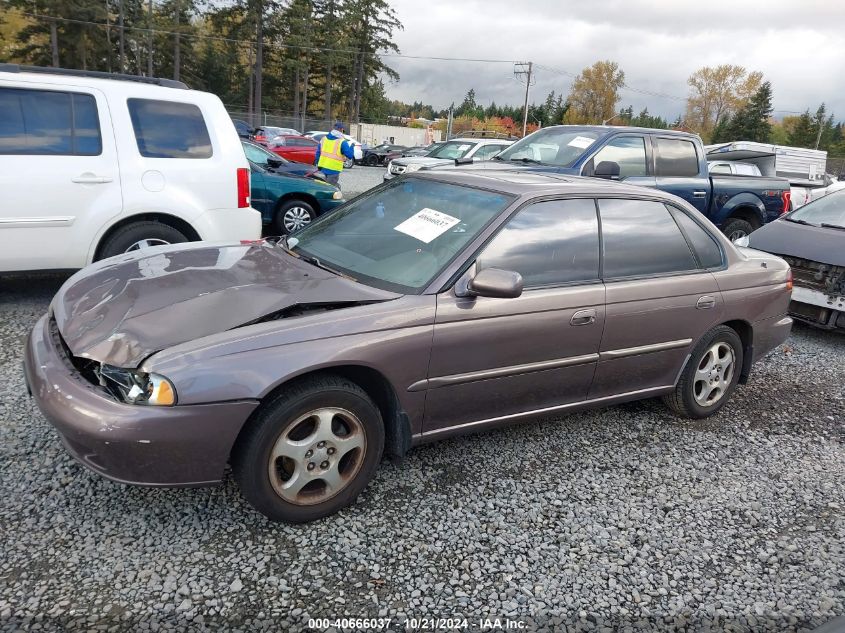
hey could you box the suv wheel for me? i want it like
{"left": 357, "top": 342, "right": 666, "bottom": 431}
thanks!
{"left": 233, "top": 375, "right": 384, "bottom": 523}
{"left": 275, "top": 200, "right": 316, "bottom": 234}
{"left": 97, "top": 221, "right": 189, "bottom": 260}
{"left": 723, "top": 218, "right": 756, "bottom": 241}
{"left": 662, "top": 325, "right": 743, "bottom": 419}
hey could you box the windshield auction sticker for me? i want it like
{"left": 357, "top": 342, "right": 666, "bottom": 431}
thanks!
{"left": 567, "top": 136, "right": 595, "bottom": 149}
{"left": 394, "top": 208, "right": 460, "bottom": 243}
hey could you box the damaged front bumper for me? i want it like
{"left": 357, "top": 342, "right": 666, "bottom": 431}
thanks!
{"left": 23, "top": 314, "right": 259, "bottom": 487}
{"left": 783, "top": 257, "right": 845, "bottom": 331}
{"left": 789, "top": 286, "right": 845, "bottom": 330}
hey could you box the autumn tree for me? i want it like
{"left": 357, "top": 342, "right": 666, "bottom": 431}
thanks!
{"left": 564, "top": 60, "right": 625, "bottom": 124}
{"left": 685, "top": 65, "right": 763, "bottom": 141}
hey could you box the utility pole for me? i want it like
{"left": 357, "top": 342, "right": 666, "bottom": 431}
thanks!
{"left": 147, "top": 0, "right": 153, "bottom": 76}
{"left": 514, "top": 61, "right": 533, "bottom": 137}
{"left": 105, "top": 0, "right": 112, "bottom": 73}
{"left": 118, "top": 0, "right": 125, "bottom": 73}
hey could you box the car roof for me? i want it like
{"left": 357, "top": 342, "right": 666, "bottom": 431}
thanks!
{"left": 410, "top": 168, "right": 682, "bottom": 200}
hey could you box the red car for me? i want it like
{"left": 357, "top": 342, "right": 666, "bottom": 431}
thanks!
{"left": 267, "top": 135, "right": 319, "bottom": 165}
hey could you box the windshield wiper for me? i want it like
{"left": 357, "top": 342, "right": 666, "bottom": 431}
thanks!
{"left": 507, "top": 157, "right": 542, "bottom": 164}
{"left": 296, "top": 251, "right": 353, "bottom": 279}
{"left": 820, "top": 223, "right": 845, "bottom": 231}
{"left": 783, "top": 217, "right": 816, "bottom": 226}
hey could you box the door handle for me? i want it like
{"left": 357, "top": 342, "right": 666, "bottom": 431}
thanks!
{"left": 72, "top": 175, "right": 113, "bottom": 184}
{"left": 692, "top": 191, "right": 707, "bottom": 198}
{"left": 570, "top": 309, "right": 597, "bottom": 326}
{"left": 696, "top": 296, "right": 716, "bottom": 309}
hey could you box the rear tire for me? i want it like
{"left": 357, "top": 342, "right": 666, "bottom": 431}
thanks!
{"left": 662, "top": 325, "right": 743, "bottom": 419}
{"left": 343, "top": 157, "right": 354, "bottom": 169}
{"left": 97, "top": 221, "right": 189, "bottom": 260}
{"left": 232, "top": 375, "right": 384, "bottom": 523}
{"left": 722, "top": 218, "right": 756, "bottom": 241}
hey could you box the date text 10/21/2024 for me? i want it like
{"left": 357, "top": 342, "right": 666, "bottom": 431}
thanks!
{"left": 307, "top": 617, "right": 528, "bottom": 630}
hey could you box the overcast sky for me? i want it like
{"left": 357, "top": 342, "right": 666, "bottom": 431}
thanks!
{"left": 383, "top": 0, "right": 845, "bottom": 121}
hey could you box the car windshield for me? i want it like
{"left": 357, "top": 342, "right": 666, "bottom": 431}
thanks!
{"left": 243, "top": 142, "right": 288, "bottom": 166}
{"left": 428, "top": 141, "right": 477, "bottom": 160}
{"left": 496, "top": 127, "right": 604, "bottom": 166}
{"left": 788, "top": 190, "right": 845, "bottom": 228}
{"left": 288, "top": 177, "right": 514, "bottom": 293}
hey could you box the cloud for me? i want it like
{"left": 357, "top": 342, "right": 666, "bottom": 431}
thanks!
{"left": 382, "top": 0, "right": 845, "bottom": 120}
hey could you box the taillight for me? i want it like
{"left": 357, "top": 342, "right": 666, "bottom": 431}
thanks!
{"left": 237, "top": 168, "right": 250, "bottom": 208}
{"left": 786, "top": 269, "right": 793, "bottom": 291}
{"left": 781, "top": 190, "right": 791, "bottom": 214}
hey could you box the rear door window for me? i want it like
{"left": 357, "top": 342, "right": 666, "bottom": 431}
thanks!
{"left": 655, "top": 138, "right": 699, "bottom": 177}
{"left": 477, "top": 198, "right": 600, "bottom": 288}
{"left": 128, "top": 98, "right": 212, "bottom": 158}
{"left": 0, "top": 87, "right": 102, "bottom": 156}
{"left": 599, "top": 198, "right": 698, "bottom": 278}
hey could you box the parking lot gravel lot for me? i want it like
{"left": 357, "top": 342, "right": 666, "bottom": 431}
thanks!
{"left": 339, "top": 165, "right": 387, "bottom": 198}
{"left": 0, "top": 274, "right": 843, "bottom": 632}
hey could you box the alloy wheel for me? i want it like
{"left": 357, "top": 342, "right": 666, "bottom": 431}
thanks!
{"left": 693, "top": 342, "right": 735, "bottom": 406}
{"left": 728, "top": 229, "right": 748, "bottom": 241}
{"left": 283, "top": 206, "right": 312, "bottom": 232}
{"left": 124, "top": 238, "right": 171, "bottom": 252}
{"left": 267, "top": 407, "right": 367, "bottom": 506}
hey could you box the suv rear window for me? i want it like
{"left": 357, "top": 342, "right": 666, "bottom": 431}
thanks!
{"left": 0, "top": 87, "right": 102, "bottom": 156}
{"left": 655, "top": 138, "right": 699, "bottom": 177}
{"left": 128, "top": 99, "right": 212, "bottom": 159}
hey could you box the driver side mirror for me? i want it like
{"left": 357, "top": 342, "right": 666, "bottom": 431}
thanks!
{"left": 594, "top": 160, "right": 621, "bottom": 180}
{"left": 467, "top": 268, "right": 523, "bottom": 299}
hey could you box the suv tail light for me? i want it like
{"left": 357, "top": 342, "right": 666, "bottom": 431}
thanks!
{"left": 786, "top": 269, "right": 793, "bottom": 291}
{"left": 237, "top": 168, "right": 250, "bottom": 208}
{"left": 781, "top": 190, "right": 791, "bottom": 214}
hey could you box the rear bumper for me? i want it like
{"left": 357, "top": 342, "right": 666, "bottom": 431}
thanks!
{"left": 24, "top": 314, "right": 258, "bottom": 487}
{"left": 193, "top": 207, "right": 262, "bottom": 242}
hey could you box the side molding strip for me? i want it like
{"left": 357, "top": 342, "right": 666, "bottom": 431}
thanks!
{"left": 599, "top": 338, "right": 692, "bottom": 360}
{"left": 407, "top": 353, "right": 600, "bottom": 392}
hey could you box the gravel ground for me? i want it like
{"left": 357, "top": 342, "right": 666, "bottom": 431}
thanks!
{"left": 339, "top": 165, "right": 386, "bottom": 198}
{"left": 0, "top": 274, "right": 843, "bottom": 632}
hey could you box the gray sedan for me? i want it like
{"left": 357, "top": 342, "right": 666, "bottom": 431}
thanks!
{"left": 24, "top": 170, "right": 793, "bottom": 522}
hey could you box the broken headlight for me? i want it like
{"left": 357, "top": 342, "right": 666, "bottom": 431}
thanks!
{"left": 96, "top": 365, "right": 176, "bottom": 406}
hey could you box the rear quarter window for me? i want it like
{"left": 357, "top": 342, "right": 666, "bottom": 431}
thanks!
{"left": 128, "top": 98, "right": 212, "bottom": 159}
{"left": 667, "top": 205, "right": 725, "bottom": 269}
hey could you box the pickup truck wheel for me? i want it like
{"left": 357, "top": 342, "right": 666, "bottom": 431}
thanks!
{"left": 662, "top": 325, "right": 743, "bottom": 419}
{"left": 274, "top": 199, "right": 316, "bottom": 234}
{"left": 232, "top": 375, "right": 384, "bottom": 523}
{"left": 97, "top": 221, "right": 188, "bottom": 260}
{"left": 722, "top": 218, "right": 755, "bottom": 241}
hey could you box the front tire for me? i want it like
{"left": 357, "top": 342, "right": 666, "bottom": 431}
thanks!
{"left": 97, "top": 221, "right": 189, "bottom": 260}
{"left": 274, "top": 199, "right": 316, "bottom": 234}
{"left": 365, "top": 154, "right": 380, "bottom": 167}
{"left": 662, "top": 325, "right": 743, "bottom": 419}
{"left": 343, "top": 157, "right": 354, "bottom": 169}
{"left": 232, "top": 375, "right": 384, "bottom": 523}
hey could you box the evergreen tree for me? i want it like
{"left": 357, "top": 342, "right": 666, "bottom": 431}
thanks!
{"left": 788, "top": 110, "right": 817, "bottom": 148}
{"left": 721, "top": 81, "right": 772, "bottom": 142}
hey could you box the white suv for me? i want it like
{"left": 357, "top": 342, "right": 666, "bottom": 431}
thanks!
{"left": 0, "top": 65, "right": 261, "bottom": 272}
{"left": 384, "top": 137, "right": 513, "bottom": 180}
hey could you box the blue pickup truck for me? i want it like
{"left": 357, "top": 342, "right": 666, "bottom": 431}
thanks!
{"left": 449, "top": 126, "right": 791, "bottom": 239}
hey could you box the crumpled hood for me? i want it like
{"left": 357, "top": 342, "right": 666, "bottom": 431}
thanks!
{"left": 748, "top": 219, "right": 845, "bottom": 266}
{"left": 53, "top": 243, "right": 399, "bottom": 367}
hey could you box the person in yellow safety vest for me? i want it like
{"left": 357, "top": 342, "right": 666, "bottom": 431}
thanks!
{"left": 314, "top": 121, "right": 356, "bottom": 186}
